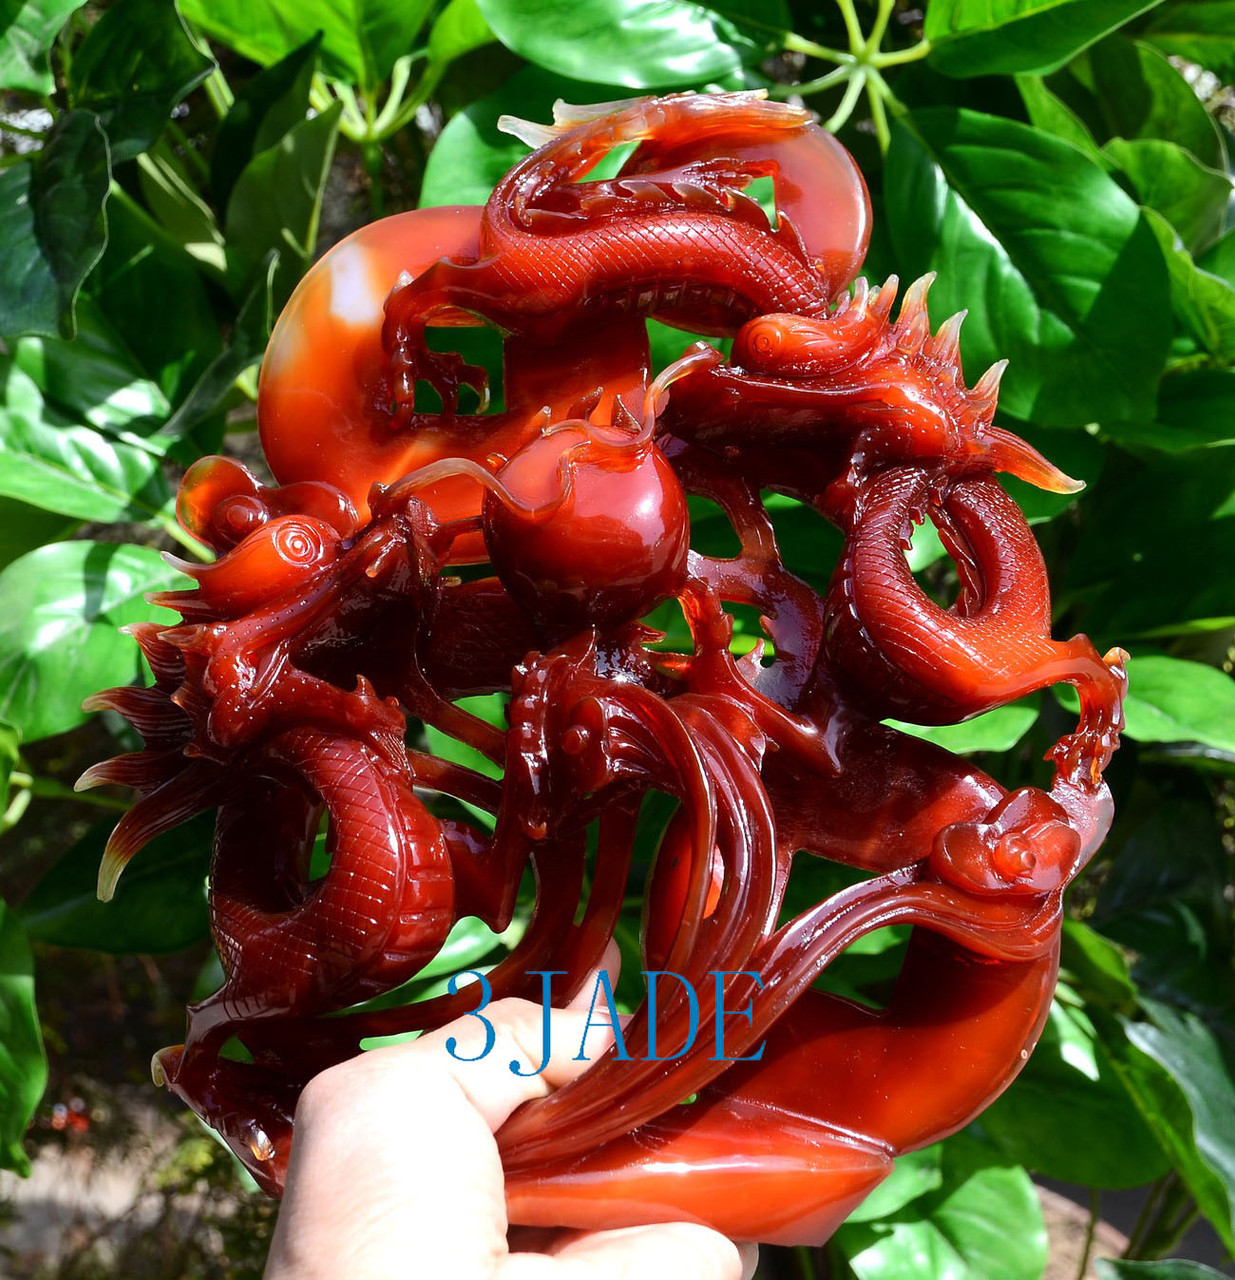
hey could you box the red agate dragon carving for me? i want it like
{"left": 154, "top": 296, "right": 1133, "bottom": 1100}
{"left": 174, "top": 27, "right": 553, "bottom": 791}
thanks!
{"left": 82, "top": 92, "right": 1127, "bottom": 1245}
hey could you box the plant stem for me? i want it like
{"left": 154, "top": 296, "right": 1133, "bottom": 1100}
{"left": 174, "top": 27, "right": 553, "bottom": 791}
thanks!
{"left": 833, "top": 0, "right": 865, "bottom": 51}
{"left": 824, "top": 68, "right": 867, "bottom": 135}
{"left": 783, "top": 33, "right": 850, "bottom": 66}
{"left": 1076, "top": 1187, "right": 1100, "bottom": 1280}
{"left": 795, "top": 1245, "right": 820, "bottom": 1280}
{"left": 201, "top": 65, "right": 234, "bottom": 119}
{"left": 770, "top": 63, "right": 854, "bottom": 100}
{"left": 866, "top": 70, "right": 892, "bottom": 150}
{"left": 872, "top": 40, "right": 932, "bottom": 68}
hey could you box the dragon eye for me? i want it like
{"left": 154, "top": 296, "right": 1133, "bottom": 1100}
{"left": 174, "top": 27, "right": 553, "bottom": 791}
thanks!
{"left": 272, "top": 521, "right": 325, "bottom": 564}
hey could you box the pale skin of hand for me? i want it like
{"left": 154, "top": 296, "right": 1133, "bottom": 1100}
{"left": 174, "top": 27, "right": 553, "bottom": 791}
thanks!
{"left": 264, "top": 952, "right": 759, "bottom": 1280}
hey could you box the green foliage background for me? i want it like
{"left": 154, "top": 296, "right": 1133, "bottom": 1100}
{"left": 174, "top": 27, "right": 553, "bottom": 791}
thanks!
{"left": 0, "top": 0, "right": 1233, "bottom": 1276}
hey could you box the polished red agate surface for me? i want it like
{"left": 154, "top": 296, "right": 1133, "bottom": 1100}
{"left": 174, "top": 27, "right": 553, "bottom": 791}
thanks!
{"left": 82, "top": 90, "right": 1127, "bottom": 1246}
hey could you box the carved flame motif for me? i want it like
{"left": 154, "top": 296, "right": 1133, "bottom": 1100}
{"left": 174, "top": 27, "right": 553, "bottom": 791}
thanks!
{"left": 83, "top": 91, "right": 1127, "bottom": 1246}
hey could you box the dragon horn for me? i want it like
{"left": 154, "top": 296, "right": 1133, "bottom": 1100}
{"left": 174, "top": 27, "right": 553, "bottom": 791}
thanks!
{"left": 978, "top": 424, "right": 1084, "bottom": 494}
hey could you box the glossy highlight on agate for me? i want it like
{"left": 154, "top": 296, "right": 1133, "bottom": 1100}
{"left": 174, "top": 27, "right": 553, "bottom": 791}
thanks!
{"left": 81, "top": 90, "right": 1128, "bottom": 1247}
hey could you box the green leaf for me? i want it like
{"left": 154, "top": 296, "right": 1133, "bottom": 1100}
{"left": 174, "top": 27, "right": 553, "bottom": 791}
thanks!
{"left": 68, "top": 0, "right": 213, "bottom": 162}
{"left": 1105, "top": 139, "right": 1230, "bottom": 256}
{"left": 0, "top": 501, "right": 76, "bottom": 573}
{"left": 845, "top": 1146, "right": 944, "bottom": 1224}
{"left": 978, "top": 993, "right": 1169, "bottom": 1186}
{"left": 925, "top": 0, "right": 1163, "bottom": 78}
{"left": 835, "top": 1132, "right": 1047, "bottom": 1280}
{"left": 181, "top": 0, "right": 432, "bottom": 90}
{"left": 1063, "top": 445, "right": 1235, "bottom": 637}
{"left": 0, "top": 0, "right": 85, "bottom": 93}
{"left": 18, "top": 813, "right": 212, "bottom": 953}
{"left": 420, "top": 65, "right": 624, "bottom": 208}
{"left": 160, "top": 251, "right": 277, "bottom": 439}
{"left": 0, "top": 110, "right": 111, "bottom": 340}
{"left": 1093, "top": 797, "right": 1233, "bottom": 1030}
{"left": 1122, "top": 655, "right": 1235, "bottom": 754}
{"left": 136, "top": 144, "right": 227, "bottom": 275}
{"left": 1097, "top": 1260, "right": 1232, "bottom": 1280}
{"left": 0, "top": 362, "right": 173, "bottom": 524}
{"left": 211, "top": 32, "right": 320, "bottom": 212}
{"left": 884, "top": 701, "right": 1039, "bottom": 754}
{"left": 1141, "top": 2, "right": 1235, "bottom": 86}
{"left": 0, "top": 901, "right": 47, "bottom": 1176}
{"left": 1059, "top": 919, "right": 1138, "bottom": 1011}
{"left": 1015, "top": 73, "right": 1110, "bottom": 167}
{"left": 474, "top": 0, "right": 790, "bottom": 89}
{"left": 428, "top": 0, "right": 493, "bottom": 66}
{"left": 90, "top": 190, "right": 222, "bottom": 405}
{"left": 0, "top": 720, "right": 18, "bottom": 814}
{"left": 12, "top": 299, "right": 171, "bottom": 439}
{"left": 885, "top": 109, "right": 1171, "bottom": 426}
{"left": 224, "top": 100, "right": 342, "bottom": 308}
{"left": 1139, "top": 211, "right": 1235, "bottom": 368}
{"left": 1089, "top": 36, "right": 1225, "bottom": 170}
{"left": 1114, "top": 1002, "right": 1235, "bottom": 1252}
{"left": 0, "top": 541, "right": 182, "bottom": 742}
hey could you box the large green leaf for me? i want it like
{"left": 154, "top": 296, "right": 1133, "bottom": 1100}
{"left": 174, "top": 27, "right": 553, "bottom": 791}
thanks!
{"left": 1113, "top": 1002, "right": 1235, "bottom": 1252}
{"left": 978, "top": 992, "right": 1169, "bottom": 1186}
{"left": 925, "top": 0, "right": 1163, "bottom": 78}
{"left": 19, "top": 813, "right": 213, "bottom": 953}
{"left": 428, "top": 0, "right": 493, "bottom": 66}
{"left": 420, "top": 65, "right": 624, "bottom": 208}
{"left": 1063, "top": 445, "right": 1235, "bottom": 637}
{"left": 12, "top": 301, "right": 170, "bottom": 440}
{"left": 845, "top": 1146, "right": 944, "bottom": 1224}
{"left": 1089, "top": 36, "right": 1225, "bottom": 170}
{"left": 1094, "top": 797, "right": 1233, "bottom": 1031}
{"left": 885, "top": 701, "right": 1038, "bottom": 755}
{"left": 885, "top": 110, "right": 1170, "bottom": 426}
{"left": 181, "top": 0, "right": 432, "bottom": 90}
{"left": 0, "top": 363, "right": 173, "bottom": 524}
{"left": 0, "top": 111, "right": 111, "bottom": 340}
{"left": 1105, "top": 138, "right": 1230, "bottom": 256}
{"left": 68, "top": 0, "right": 212, "bottom": 161}
{"left": 1141, "top": 2, "right": 1235, "bottom": 85}
{"left": 0, "top": 901, "right": 46, "bottom": 1176}
{"left": 835, "top": 1133, "right": 1047, "bottom": 1280}
{"left": 1097, "top": 1261, "right": 1232, "bottom": 1280}
{"left": 160, "top": 251, "right": 277, "bottom": 439}
{"left": 0, "top": 0, "right": 84, "bottom": 93}
{"left": 0, "top": 541, "right": 182, "bottom": 742}
{"left": 1120, "top": 655, "right": 1235, "bottom": 754}
{"left": 1015, "top": 73, "right": 1110, "bottom": 167}
{"left": 0, "top": 501, "right": 76, "bottom": 574}
{"left": 1138, "top": 212, "right": 1235, "bottom": 370}
{"left": 224, "top": 100, "right": 342, "bottom": 308}
{"left": 475, "top": 0, "right": 789, "bottom": 89}
{"left": 211, "top": 32, "right": 320, "bottom": 212}
{"left": 90, "top": 191, "right": 222, "bottom": 405}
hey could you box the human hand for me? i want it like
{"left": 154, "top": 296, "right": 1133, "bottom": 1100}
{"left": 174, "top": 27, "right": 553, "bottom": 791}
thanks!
{"left": 264, "top": 956, "right": 759, "bottom": 1279}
